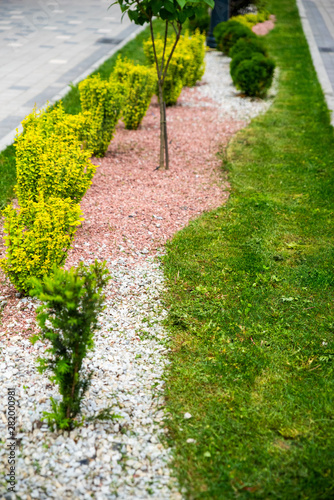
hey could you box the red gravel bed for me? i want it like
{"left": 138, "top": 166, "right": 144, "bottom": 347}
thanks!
{"left": 252, "top": 15, "right": 276, "bottom": 36}
{"left": 0, "top": 81, "right": 247, "bottom": 339}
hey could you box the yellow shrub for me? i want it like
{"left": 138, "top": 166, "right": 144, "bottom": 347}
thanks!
{"left": 0, "top": 196, "right": 83, "bottom": 293}
{"left": 143, "top": 37, "right": 192, "bottom": 106}
{"left": 230, "top": 11, "right": 270, "bottom": 29}
{"left": 21, "top": 104, "right": 92, "bottom": 148}
{"left": 112, "top": 57, "right": 156, "bottom": 130}
{"left": 15, "top": 107, "right": 96, "bottom": 206}
{"left": 180, "top": 29, "right": 206, "bottom": 87}
{"left": 78, "top": 75, "right": 125, "bottom": 157}
{"left": 143, "top": 31, "right": 205, "bottom": 105}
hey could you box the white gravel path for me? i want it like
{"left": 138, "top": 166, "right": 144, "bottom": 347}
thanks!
{"left": 0, "top": 258, "right": 181, "bottom": 500}
{"left": 198, "top": 50, "right": 277, "bottom": 122}
{"left": 0, "top": 49, "right": 277, "bottom": 500}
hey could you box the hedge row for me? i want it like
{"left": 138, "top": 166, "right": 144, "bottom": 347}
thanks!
{"left": 214, "top": 16, "right": 275, "bottom": 97}
{"left": 0, "top": 30, "right": 206, "bottom": 294}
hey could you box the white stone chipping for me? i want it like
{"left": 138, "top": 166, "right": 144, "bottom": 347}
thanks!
{"left": 197, "top": 50, "right": 278, "bottom": 122}
{"left": 0, "top": 258, "right": 181, "bottom": 500}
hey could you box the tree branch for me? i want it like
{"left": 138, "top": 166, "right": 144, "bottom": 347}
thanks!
{"left": 161, "top": 22, "right": 182, "bottom": 86}
{"left": 160, "top": 21, "right": 169, "bottom": 78}
{"left": 171, "top": 22, "right": 178, "bottom": 35}
{"left": 149, "top": 18, "right": 163, "bottom": 82}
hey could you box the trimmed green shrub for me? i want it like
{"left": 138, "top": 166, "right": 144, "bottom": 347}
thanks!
{"left": 213, "top": 20, "right": 256, "bottom": 55}
{"left": 230, "top": 38, "right": 268, "bottom": 82}
{"left": 230, "top": 36, "right": 267, "bottom": 59}
{"left": 15, "top": 108, "right": 96, "bottom": 206}
{"left": 233, "top": 52, "right": 275, "bottom": 97}
{"left": 112, "top": 57, "right": 156, "bottom": 130}
{"left": 79, "top": 75, "right": 125, "bottom": 156}
{"left": 0, "top": 197, "right": 83, "bottom": 294}
{"left": 30, "top": 261, "right": 110, "bottom": 430}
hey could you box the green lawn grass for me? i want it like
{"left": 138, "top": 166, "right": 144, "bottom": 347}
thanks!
{"left": 0, "top": 21, "right": 166, "bottom": 208}
{"left": 163, "top": 0, "right": 334, "bottom": 497}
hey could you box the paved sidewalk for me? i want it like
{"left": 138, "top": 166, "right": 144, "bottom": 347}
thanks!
{"left": 0, "top": 0, "right": 139, "bottom": 150}
{"left": 298, "top": 0, "right": 334, "bottom": 124}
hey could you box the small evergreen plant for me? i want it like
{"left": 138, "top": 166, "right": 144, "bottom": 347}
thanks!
{"left": 181, "top": 29, "right": 206, "bottom": 87}
{"left": 230, "top": 36, "right": 267, "bottom": 60}
{"left": 230, "top": 38, "right": 267, "bottom": 83}
{"left": 30, "top": 261, "right": 110, "bottom": 430}
{"left": 234, "top": 52, "right": 275, "bottom": 97}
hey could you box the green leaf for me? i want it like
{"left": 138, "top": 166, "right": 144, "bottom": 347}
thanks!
{"left": 176, "top": 0, "right": 186, "bottom": 8}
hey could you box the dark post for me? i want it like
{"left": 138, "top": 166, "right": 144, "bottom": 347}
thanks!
{"left": 206, "top": 0, "right": 230, "bottom": 48}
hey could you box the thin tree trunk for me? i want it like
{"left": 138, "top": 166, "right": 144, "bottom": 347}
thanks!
{"left": 158, "top": 80, "right": 165, "bottom": 170}
{"left": 150, "top": 19, "right": 182, "bottom": 171}
{"left": 164, "top": 101, "right": 169, "bottom": 169}
{"left": 67, "top": 346, "right": 79, "bottom": 420}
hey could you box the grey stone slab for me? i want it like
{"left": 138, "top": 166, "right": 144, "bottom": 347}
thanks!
{"left": 0, "top": 115, "right": 22, "bottom": 128}
{"left": 24, "top": 92, "right": 52, "bottom": 108}
{"left": 10, "top": 85, "right": 30, "bottom": 91}
{"left": 0, "top": 0, "right": 138, "bottom": 147}
{"left": 54, "top": 46, "right": 111, "bottom": 84}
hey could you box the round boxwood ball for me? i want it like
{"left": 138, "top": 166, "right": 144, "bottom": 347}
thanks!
{"left": 230, "top": 37, "right": 267, "bottom": 59}
{"left": 230, "top": 39, "right": 268, "bottom": 83}
{"left": 234, "top": 53, "right": 276, "bottom": 97}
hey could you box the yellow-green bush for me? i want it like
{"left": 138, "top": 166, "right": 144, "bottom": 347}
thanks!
{"left": 230, "top": 10, "right": 270, "bottom": 29}
{"left": 21, "top": 104, "right": 92, "bottom": 148}
{"left": 179, "top": 30, "right": 206, "bottom": 87}
{"left": 0, "top": 196, "right": 83, "bottom": 293}
{"left": 144, "top": 31, "right": 205, "bottom": 106}
{"left": 144, "top": 37, "right": 192, "bottom": 106}
{"left": 15, "top": 107, "right": 96, "bottom": 206}
{"left": 111, "top": 57, "right": 156, "bottom": 130}
{"left": 78, "top": 75, "right": 125, "bottom": 157}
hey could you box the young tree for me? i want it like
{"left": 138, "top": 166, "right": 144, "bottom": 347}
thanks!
{"left": 112, "top": 0, "right": 214, "bottom": 170}
{"left": 30, "top": 261, "right": 110, "bottom": 430}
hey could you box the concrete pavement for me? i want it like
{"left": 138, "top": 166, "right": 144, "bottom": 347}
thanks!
{"left": 0, "top": 0, "right": 140, "bottom": 151}
{"left": 298, "top": 0, "right": 334, "bottom": 125}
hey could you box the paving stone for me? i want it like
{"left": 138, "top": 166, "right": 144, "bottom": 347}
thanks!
{"left": 0, "top": 0, "right": 137, "bottom": 150}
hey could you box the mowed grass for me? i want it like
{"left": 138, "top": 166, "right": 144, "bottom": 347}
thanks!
{"left": 162, "top": 0, "right": 334, "bottom": 498}
{"left": 0, "top": 20, "right": 167, "bottom": 208}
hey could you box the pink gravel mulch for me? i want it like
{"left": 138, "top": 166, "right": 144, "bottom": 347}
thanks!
{"left": 0, "top": 10, "right": 277, "bottom": 338}
{"left": 0, "top": 86, "right": 246, "bottom": 339}
{"left": 252, "top": 15, "right": 276, "bottom": 36}
{"left": 66, "top": 90, "right": 245, "bottom": 268}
